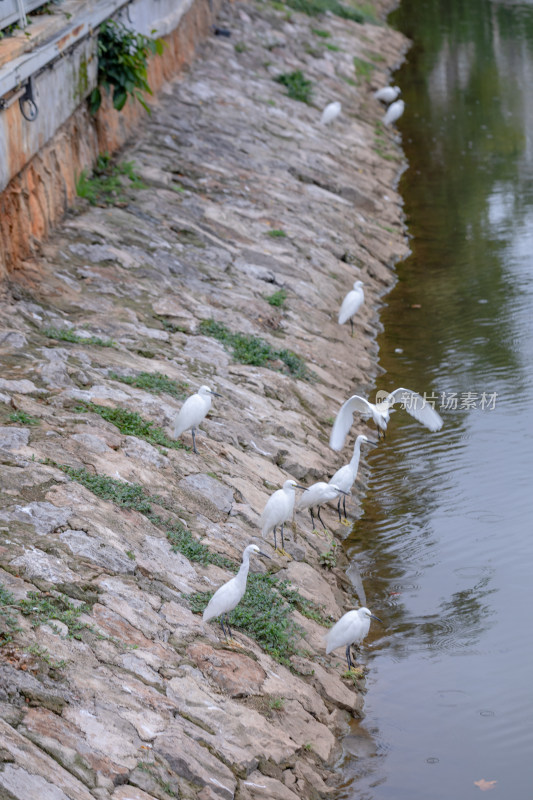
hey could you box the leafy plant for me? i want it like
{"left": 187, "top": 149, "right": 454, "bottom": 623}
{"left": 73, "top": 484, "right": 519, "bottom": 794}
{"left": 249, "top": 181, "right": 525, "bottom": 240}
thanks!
{"left": 44, "top": 462, "right": 154, "bottom": 514}
{"left": 198, "top": 319, "right": 313, "bottom": 380}
{"left": 353, "top": 56, "right": 375, "bottom": 83}
{"left": 189, "top": 573, "right": 329, "bottom": 664}
{"left": 267, "top": 229, "right": 287, "bottom": 238}
{"left": 266, "top": 289, "right": 288, "bottom": 307}
{"left": 275, "top": 71, "right": 313, "bottom": 104}
{"left": 234, "top": 41, "right": 247, "bottom": 53}
{"left": 76, "top": 153, "right": 146, "bottom": 206}
{"left": 319, "top": 542, "right": 337, "bottom": 569}
{"left": 312, "top": 28, "right": 331, "bottom": 37}
{"left": 165, "top": 520, "right": 235, "bottom": 570}
{"left": 18, "top": 592, "right": 91, "bottom": 639}
{"left": 269, "top": 697, "right": 284, "bottom": 710}
{"left": 8, "top": 410, "right": 40, "bottom": 425}
{"left": 26, "top": 644, "right": 67, "bottom": 670}
{"left": 109, "top": 371, "right": 188, "bottom": 399}
{"left": 0, "top": 583, "right": 20, "bottom": 644}
{"left": 75, "top": 402, "right": 188, "bottom": 450}
{"left": 42, "top": 326, "right": 114, "bottom": 347}
{"left": 89, "top": 19, "right": 164, "bottom": 114}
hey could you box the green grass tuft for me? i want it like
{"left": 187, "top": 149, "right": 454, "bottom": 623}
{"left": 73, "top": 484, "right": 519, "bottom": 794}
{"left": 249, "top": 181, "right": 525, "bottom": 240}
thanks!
{"left": 353, "top": 56, "right": 375, "bottom": 82}
{"left": 198, "top": 319, "right": 312, "bottom": 380}
{"left": 189, "top": 574, "right": 329, "bottom": 664}
{"left": 109, "top": 371, "right": 189, "bottom": 399}
{"left": 8, "top": 410, "right": 40, "bottom": 425}
{"left": 18, "top": 592, "right": 91, "bottom": 639}
{"left": 42, "top": 327, "right": 114, "bottom": 347}
{"left": 0, "top": 583, "right": 20, "bottom": 644}
{"left": 283, "top": 0, "right": 370, "bottom": 22}
{"left": 266, "top": 289, "right": 288, "bottom": 307}
{"left": 75, "top": 402, "right": 188, "bottom": 450}
{"left": 267, "top": 229, "right": 287, "bottom": 238}
{"left": 48, "top": 462, "right": 154, "bottom": 513}
{"left": 164, "top": 520, "right": 235, "bottom": 570}
{"left": 76, "top": 153, "right": 147, "bottom": 207}
{"left": 274, "top": 70, "right": 313, "bottom": 104}
{"left": 311, "top": 28, "right": 331, "bottom": 37}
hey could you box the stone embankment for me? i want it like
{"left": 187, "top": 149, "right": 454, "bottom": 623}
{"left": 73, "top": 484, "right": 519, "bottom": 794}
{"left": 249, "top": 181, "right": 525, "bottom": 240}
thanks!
{"left": 0, "top": 2, "right": 408, "bottom": 798}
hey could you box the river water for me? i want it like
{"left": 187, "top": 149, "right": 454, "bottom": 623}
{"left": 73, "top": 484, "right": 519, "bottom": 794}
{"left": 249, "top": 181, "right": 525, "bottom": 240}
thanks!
{"left": 339, "top": 0, "right": 533, "bottom": 797}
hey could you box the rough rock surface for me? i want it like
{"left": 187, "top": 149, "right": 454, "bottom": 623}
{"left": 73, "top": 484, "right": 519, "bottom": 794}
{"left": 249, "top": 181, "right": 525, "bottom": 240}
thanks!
{"left": 0, "top": 2, "right": 407, "bottom": 798}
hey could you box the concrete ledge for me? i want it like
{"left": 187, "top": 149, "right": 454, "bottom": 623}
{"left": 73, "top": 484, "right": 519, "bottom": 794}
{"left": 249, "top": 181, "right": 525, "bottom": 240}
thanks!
{"left": 0, "top": 0, "right": 220, "bottom": 279}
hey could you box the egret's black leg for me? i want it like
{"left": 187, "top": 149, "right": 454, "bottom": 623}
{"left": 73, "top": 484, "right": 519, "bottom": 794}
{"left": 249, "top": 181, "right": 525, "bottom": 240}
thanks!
{"left": 310, "top": 508, "right": 315, "bottom": 528}
{"left": 317, "top": 506, "right": 327, "bottom": 530}
{"left": 346, "top": 644, "right": 353, "bottom": 669}
{"left": 280, "top": 523, "right": 285, "bottom": 551}
{"left": 343, "top": 494, "right": 347, "bottom": 520}
{"left": 273, "top": 526, "right": 277, "bottom": 551}
{"left": 350, "top": 318, "right": 354, "bottom": 337}
{"left": 191, "top": 427, "right": 198, "bottom": 454}
{"left": 337, "top": 497, "right": 342, "bottom": 522}
{"left": 220, "top": 617, "right": 228, "bottom": 639}
{"left": 225, "top": 613, "right": 233, "bottom": 638}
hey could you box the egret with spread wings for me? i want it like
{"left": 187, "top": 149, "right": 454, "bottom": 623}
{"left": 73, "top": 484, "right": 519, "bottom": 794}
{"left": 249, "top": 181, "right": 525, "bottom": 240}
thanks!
{"left": 329, "top": 388, "right": 443, "bottom": 450}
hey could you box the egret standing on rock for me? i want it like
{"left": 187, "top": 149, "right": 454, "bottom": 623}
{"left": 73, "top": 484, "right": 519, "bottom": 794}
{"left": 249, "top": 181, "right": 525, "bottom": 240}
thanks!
{"left": 338, "top": 280, "right": 365, "bottom": 336}
{"left": 329, "top": 434, "right": 376, "bottom": 523}
{"left": 260, "top": 479, "right": 306, "bottom": 555}
{"left": 374, "top": 86, "right": 401, "bottom": 104}
{"left": 330, "top": 388, "right": 443, "bottom": 450}
{"left": 320, "top": 101, "right": 342, "bottom": 125}
{"left": 297, "top": 482, "right": 346, "bottom": 531}
{"left": 325, "top": 607, "right": 382, "bottom": 669}
{"left": 203, "top": 544, "right": 270, "bottom": 641}
{"left": 383, "top": 98, "right": 405, "bottom": 126}
{"left": 174, "top": 385, "right": 221, "bottom": 454}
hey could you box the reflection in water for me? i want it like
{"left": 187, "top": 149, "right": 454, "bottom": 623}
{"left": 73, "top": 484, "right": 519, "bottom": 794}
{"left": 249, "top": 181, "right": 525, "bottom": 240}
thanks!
{"left": 337, "top": 0, "right": 533, "bottom": 797}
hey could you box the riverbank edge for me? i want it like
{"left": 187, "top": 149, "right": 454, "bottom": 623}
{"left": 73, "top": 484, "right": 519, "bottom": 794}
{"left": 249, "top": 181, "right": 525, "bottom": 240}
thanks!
{"left": 0, "top": 2, "right": 410, "bottom": 799}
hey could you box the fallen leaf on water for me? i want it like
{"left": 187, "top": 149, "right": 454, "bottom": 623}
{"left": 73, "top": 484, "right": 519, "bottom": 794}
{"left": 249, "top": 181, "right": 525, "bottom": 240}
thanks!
{"left": 474, "top": 779, "right": 497, "bottom": 791}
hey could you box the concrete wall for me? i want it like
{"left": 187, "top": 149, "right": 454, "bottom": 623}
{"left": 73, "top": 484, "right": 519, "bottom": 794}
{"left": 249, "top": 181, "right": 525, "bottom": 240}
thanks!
{"left": 0, "top": 0, "right": 219, "bottom": 279}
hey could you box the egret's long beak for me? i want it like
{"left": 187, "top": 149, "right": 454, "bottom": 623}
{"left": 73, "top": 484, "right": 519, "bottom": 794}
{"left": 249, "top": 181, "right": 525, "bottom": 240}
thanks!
{"left": 258, "top": 551, "right": 271, "bottom": 559}
{"left": 370, "top": 614, "right": 383, "bottom": 624}
{"left": 363, "top": 439, "right": 379, "bottom": 447}
{"left": 209, "top": 391, "right": 223, "bottom": 397}
{"left": 295, "top": 484, "right": 308, "bottom": 491}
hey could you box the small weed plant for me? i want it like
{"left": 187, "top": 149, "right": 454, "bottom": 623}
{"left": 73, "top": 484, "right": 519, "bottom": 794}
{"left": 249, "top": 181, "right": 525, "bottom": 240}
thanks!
{"left": 199, "top": 319, "right": 313, "bottom": 381}
{"left": 8, "top": 410, "right": 40, "bottom": 425}
{"left": 266, "top": 289, "right": 288, "bottom": 307}
{"left": 18, "top": 592, "right": 91, "bottom": 639}
{"left": 353, "top": 56, "right": 375, "bottom": 83}
{"left": 90, "top": 20, "right": 164, "bottom": 114}
{"left": 109, "top": 371, "right": 188, "bottom": 399}
{"left": 75, "top": 402, "right": 188, "bottom": 451}
{"left": 189, "top": 574, "right": 328, "bottom": 665}
{"left": 76, "top": 153, "right": 146, "bottom": 206}
{"left": 42, "top": 326, "right": 114, "bottom": 347}
{"left": 0, "top": 584, "right": 20, "bottom": 644}
{"left": 275, "top": 71, "right": 313, "bottom": 104}
{"left": 267, "top": 229, "right": 287, "bottom": 238}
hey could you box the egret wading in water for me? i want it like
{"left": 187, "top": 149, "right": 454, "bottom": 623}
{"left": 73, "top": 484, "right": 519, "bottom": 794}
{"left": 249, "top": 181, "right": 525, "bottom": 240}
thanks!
{"left": 329, "top": 434, "right": 376, "bottom": 523}
{"left": 203, "top": 544, "right": 270, "bottom": 642}
{"left": 330, "top": 388, "right": 443, "bottom": 450}
{"left": 320, "top": 100, "right": 342, "bottom": 125}
{"left": 374, "top": 85, "right": 401, "bottom": 104}
{"left": 297, "top": 482, "right": 347, "bottom": 532}
{"left": 383, "top": 98, "right": 405, "bottom": 127}
{"left": 174, "top": 385, "right": 221, "bottom": 454}
{"left": 338, "top": 280, "right": 365, "bottom": 337}
{"left": 325, "top": 606, "right": 382, "bottom": 669}
{"left": 260, "top": 479, "right": 306, "bottom": 555}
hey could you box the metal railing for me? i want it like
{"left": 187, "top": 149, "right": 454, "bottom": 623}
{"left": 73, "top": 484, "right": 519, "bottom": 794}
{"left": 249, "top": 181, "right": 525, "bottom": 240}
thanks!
{"left": 0, "top": 0, "right": 51, "bottom": 33}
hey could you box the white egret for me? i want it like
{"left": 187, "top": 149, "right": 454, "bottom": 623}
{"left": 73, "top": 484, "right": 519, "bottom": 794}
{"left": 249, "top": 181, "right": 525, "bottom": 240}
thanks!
{"left": 329, "top": 434, "right": 376, "bottom": 522}
{"left": 374, "top": 86, "right": 401, "bottom": 104}
{"left": 297, "top": 481, "right": 346, "bottom": 531}
{"left": 325, "top": 606, "right": 382, "bottom": 669}
{"left": 203, "top": 544, "right": 270, "bottom": 640}
{"left": 320, "top": 101, "right": 342, "bottom": 125}
{"left": 330, "top": 388, "right": 443, "bottom": 450}
{"left": 174, "top": 385, "right": 221, "bottom": 454}
{"left": 260, "top": 479, "right": 307, "bottom": 554}
{"left": 383, "top": 98, "right": 405, "bottom": 126}
{"left": 338, "top": 280, "right": 365, "bottom": 336}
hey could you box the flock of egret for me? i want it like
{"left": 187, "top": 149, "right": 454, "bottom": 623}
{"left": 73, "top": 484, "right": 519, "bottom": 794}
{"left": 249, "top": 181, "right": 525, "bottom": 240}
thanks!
{"left": 320, "top": 84, "right": 405, "bottom": 130}
{"left": 179, "top": 84, "right": 438, "bottom": 670}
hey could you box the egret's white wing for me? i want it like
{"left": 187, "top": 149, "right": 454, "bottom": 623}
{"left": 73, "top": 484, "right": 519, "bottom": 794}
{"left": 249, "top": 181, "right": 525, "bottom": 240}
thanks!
{"left": 329, "top": 395, "right": 374, "bottom": 451}
{"left": 338, "top": 289, "right": 364, "bottom": 325}
{"left": 324, "top": 610, "right": 360, "bottom": 653}
{"left": 388, "top": 387, "right": 443, "bottom": 431}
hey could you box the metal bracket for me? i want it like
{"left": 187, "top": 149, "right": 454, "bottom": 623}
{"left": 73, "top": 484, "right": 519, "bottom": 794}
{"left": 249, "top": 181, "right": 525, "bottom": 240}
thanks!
{"left": 19, "top": 76, "right": 38, "bottom": 120}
